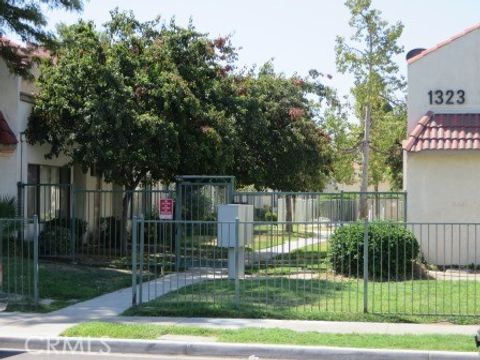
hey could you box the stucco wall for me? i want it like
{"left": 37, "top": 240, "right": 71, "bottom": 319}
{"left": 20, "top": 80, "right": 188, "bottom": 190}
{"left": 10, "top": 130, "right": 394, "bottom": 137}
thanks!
{"left": 407, "top": 151, "right": 480, "bottom": 264}
{"left": 408, "top": 28, "right": 480, "bottom": 133}
{"left": 407, "top": 151, "right": 480, "bottom": 222}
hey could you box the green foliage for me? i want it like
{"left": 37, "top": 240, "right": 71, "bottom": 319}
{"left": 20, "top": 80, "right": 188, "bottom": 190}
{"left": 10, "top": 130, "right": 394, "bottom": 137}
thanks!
{"left": 39, "top": 226, "right": 71, "bottom": 256}
{"left": 328, "top": 222, "right": 419, "bottom": 279}
{"left": 182, "top": 188, "right": 215, "bottom": 221}
{"left": 0, "top": 0, "right": 83, "bottom": 77}
{"left": 97, "top": 217, "right": 122, "bottom": 249}
{"left": 0, "top": 195, "right": 16, "bottom": 218}
{"left": 264, "top": 211, "right": 277, "bottom": 222}
{"left": 321, "top": 96, "right": 358, "bottom": 186}
{"left": 335, "top": 0, "right": 406, "bottom": 190}
{"left": 43, "top": 217, "right": 87, "bottom": 241}
{"left": 0, "top": 196, "right": 19, "bottom": 253}
{"left": 27, "top": 11, "right": 237, "bottom": 190}
{"left": 229, "top": 62, "right": 333, "bottom": 191}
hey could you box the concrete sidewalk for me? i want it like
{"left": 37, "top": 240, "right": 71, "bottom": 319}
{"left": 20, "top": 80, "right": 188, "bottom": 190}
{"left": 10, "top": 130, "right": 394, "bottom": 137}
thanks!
{"left": 113, "top": 316, "right": 480, "bottom": 336}
{"left": 1, "top": 312, "right": 479, "bottom": 338}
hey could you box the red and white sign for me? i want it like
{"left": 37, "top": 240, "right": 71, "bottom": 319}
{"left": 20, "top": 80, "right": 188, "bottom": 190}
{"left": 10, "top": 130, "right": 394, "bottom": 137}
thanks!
{"left": 159, "top": 199, "right": 174, "bottom": 220}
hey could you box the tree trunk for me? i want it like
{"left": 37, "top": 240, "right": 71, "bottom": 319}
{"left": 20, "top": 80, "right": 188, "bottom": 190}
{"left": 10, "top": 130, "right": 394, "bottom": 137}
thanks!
{"left": 121, "top": 189, "right": 133, "bottom": 256}
{"left": 285, "top": 194, "right": 293, "bottom": 233}
{"left": 359, "top": 105, "right": 371, "bottom": 219}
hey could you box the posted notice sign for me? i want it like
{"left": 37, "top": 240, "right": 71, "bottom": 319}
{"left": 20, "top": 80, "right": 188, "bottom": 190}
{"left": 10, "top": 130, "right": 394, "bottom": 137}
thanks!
{"left": 159, "top": 199, "right": 174, "bottom": 220}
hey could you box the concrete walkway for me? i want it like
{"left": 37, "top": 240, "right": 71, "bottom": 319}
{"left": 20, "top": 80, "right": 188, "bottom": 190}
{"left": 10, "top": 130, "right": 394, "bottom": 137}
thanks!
{"left": 250, "top": 231, "right": 329, "bottom": 262}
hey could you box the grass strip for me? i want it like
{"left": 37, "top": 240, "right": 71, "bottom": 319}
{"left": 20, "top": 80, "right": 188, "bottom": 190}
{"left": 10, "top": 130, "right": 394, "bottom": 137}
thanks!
{"left": 62, "top": 322, "right": 477, "bottom": 352}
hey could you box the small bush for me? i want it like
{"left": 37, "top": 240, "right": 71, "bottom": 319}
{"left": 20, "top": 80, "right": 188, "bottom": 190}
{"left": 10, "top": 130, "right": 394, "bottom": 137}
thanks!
{"left": 39, "top": 226, "right": 71, "bottom": 256}
{"left": 97, "top": 216, "right": 122, "bottom": 249}
{"left": 328, "top": 222, "right": 420, "bottom": 279}
{"left": 264, "top": 211, "right": 278, "bottom": 222}
{"left": 0, "top": 195, "right": 16, "bottom": 218}
{"left": 43, "top": 217, "right": 88, "bottom": 240}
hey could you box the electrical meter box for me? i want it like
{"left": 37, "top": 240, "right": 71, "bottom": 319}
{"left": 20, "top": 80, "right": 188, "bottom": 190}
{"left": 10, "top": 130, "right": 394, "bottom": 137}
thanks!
{"left": 217, "top": 204, "right": 254, "bottom": 247}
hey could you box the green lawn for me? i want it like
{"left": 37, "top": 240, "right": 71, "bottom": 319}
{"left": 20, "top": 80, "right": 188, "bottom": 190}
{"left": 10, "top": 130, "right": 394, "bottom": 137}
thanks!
{"left": 62, "top": 322, "right": 477, "bottom": 352}
{"left": 124, "top": 277, "right": 480, "bottom": 324}
{"left": 247, "top": 241, "right": 330, "bottom": 275}
{"left": 250, "top": 224, "right": 317, "bottom": 250}
{"left": 178, "top": 224, "right": 319, "bottom": 252}
{"left": 5, "top": 260, "right": 134, "bottom": 312}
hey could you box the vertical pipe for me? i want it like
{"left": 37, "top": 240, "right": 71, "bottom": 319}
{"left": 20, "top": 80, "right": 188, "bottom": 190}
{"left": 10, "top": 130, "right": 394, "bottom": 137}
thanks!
{"left": 33, "top": 215, "right": 39, "bottom": 308}
{"left": 363, "top": 217, "right": 369, "bottom": 313}
{"left": 131, "top": 215, "right": 138, "bottom": 306}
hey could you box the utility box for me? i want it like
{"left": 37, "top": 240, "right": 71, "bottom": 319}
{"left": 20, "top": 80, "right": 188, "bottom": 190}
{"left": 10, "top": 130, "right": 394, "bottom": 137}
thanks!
{"left": 217, "top": 204, "right": 254, "bottom": 247}
{"left": 217, "top": 204, "right": 254, "bottom": 279}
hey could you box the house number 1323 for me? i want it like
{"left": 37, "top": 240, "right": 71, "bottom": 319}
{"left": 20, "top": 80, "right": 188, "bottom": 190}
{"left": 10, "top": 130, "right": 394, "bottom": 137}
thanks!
{"left": 428, "top": 90, "right": 465, "bottom": 105}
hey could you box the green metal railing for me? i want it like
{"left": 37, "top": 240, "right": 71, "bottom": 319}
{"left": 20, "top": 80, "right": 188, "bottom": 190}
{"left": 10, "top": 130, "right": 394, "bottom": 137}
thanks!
{"left": 234, "top": 191, "right": 406, "bottom": 222}
{"left": 132, "top": 218, "right": 480, "bottom": 317}
{"left": 0, "top": 217, "right": 39, "bottom": 309}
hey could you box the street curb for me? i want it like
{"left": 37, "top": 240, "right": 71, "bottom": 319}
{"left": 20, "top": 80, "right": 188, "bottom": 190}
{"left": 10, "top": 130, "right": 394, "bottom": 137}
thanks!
{"left": 0, "top": 336, "right": 478, "bottom": 360}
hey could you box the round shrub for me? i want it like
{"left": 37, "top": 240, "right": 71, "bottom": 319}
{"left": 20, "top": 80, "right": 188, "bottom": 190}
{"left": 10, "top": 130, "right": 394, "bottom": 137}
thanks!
{"left": 264, "top": 211, "right": 278, "bottom": 222}
{"left": 39, "top": 226, "right": 72, "bottom": 256}
{"left": 328, "top": 222, "right": 419, "bottom": 279}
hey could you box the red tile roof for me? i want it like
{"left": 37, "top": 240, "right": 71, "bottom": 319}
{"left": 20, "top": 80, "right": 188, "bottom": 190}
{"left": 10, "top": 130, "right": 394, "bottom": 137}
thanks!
{"left": 0, "top": 112, "right": 17, "bottom": 146}
{"left": 404, "top": 112, "right": 480, "bottom": 152}
{"left": 0, "top": 37, "right": 50, "bottom": 59}
{"left": 408, "top": 23, "right": 480, "bottom": 64}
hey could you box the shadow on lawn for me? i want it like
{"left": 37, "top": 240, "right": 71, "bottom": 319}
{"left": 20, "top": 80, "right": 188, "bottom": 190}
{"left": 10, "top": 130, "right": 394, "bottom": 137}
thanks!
{"left": 125, "top": 277, "right": 352, "bottom": 318}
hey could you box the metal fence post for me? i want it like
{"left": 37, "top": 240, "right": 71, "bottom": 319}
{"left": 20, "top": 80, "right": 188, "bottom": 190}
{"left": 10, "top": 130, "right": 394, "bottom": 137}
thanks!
{"left": 17, "top": 182, "right": 24, "bottom": 218}
{"left": 363, "top": 217, "right": 369, "bottom": 313}
{"left": 131, "top": 216, "right": 138, "bottom": 306}
{"left": 403, "top": 192, "right": 408, "bottom": 222}
{"left": 339, "top": 191, "right": 344, "bottom": 225}
{"left": 174, "top": 181, "right": 182, "bottom": 271}
{"left": 234, "top": 217, "right": 240, "bottom": 306}
{"left": 33, "top": 215, "right": 39, "bottom": 308}
{"left": 138, "top": 214, "right": 145, "bottom": 306}
{"left": 70, "top": 184, "right": 76, "bottom": 261}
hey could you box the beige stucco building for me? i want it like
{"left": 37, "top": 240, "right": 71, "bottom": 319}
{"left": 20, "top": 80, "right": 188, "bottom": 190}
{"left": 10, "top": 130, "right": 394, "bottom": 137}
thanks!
{"left": 404, "top": 24, "right": 480, "bottom": 265}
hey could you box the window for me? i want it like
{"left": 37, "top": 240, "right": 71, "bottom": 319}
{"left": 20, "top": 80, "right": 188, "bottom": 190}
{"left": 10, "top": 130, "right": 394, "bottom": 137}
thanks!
{"left": 27, "top": 165, "right": 71, "bottom": 220}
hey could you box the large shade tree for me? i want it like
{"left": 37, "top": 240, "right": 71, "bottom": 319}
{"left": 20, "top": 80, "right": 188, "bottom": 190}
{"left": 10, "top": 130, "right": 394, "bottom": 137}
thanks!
{"left": 0, "top": 0, "right": 83, "bottom": 77}
{"left": 229, "top": 64, "right": 333, "bottom": 229}
{"left": 27, "top": 11, "right": 237, "bottom": 250}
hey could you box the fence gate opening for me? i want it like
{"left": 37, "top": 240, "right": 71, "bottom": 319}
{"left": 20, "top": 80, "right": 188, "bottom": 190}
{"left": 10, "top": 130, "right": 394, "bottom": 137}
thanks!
{"left": 174, "top": 176, "right": 235, "bottom": 270}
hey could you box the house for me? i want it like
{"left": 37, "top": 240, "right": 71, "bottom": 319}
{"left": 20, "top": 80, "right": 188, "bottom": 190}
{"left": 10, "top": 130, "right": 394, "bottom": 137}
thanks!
{"left": 404, "top": 23, "right": 480, "bottom": 264}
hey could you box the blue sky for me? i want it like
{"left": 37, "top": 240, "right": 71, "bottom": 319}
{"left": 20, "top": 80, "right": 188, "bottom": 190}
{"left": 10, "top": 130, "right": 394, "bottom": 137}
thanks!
{"left": 27, "top": 0, "right": 480, "bottom": 99}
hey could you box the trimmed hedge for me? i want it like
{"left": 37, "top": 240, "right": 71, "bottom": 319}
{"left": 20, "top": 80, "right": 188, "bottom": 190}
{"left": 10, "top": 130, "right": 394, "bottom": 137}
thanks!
{"left": 328, "top": 222, "right": 420, "bottom": 279}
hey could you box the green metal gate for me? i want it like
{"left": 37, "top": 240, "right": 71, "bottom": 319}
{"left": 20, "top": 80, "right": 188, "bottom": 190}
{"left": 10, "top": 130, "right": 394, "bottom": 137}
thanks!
{"left": 174, "top": 176, "right": 235, "bottom": 270}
